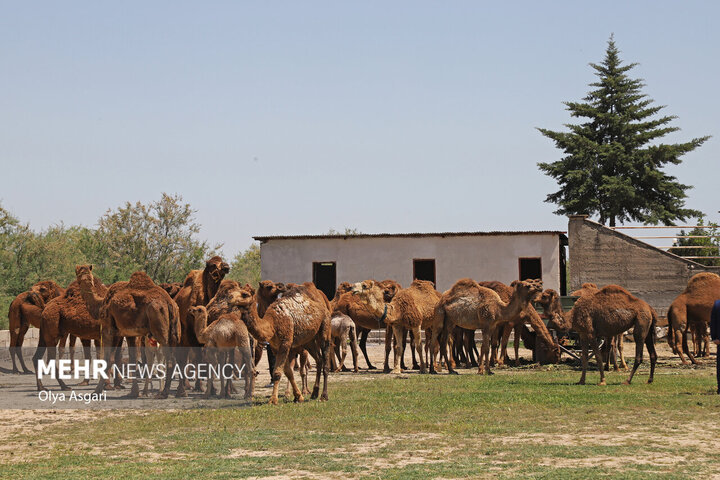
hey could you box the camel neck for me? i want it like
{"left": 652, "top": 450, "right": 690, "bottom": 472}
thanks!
{"left": 240, "top": 305, "right": 275, "bottom": 343}
{"left": 78, "top": 280, "right": 104, "bottom": 319}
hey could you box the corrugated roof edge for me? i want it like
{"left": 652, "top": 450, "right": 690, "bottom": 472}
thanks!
{"left": 254, "top": 231, "right": 568, "bottom": 243}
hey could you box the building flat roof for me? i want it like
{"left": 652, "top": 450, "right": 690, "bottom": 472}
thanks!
{"left": 254, "top": 230, "right": 568, "bottom": 243}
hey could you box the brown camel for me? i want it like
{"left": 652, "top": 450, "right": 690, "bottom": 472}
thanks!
{"left": 189, "top": 304, "right": 254, "bottom": 399}
{"left": 174, "top": 256, "right": 229, "bottom": 390}
{"left": 479, "top": 280, "right": 559, "bottom": 367}
{"left": 332, "top": 279, "right": 400, "bottom": 371}
{"left": 569, "top": 283, "right": 627, "bottom": 372}
{"left": 539, "top": 285, "right": 657, "bottom": 385}
{"left": 8, "top": 280, "right": 65, "bottom": 373}
{"left": 33, "top": 271, "right": 110, "bottom": 391}
{"left": 667, "top": 272, "right": 720, "bottom": 365}
{"left": 429, "top": 278, "right": 544, "bottom": 375}
{"left": 233, "top": 282, "right": 331, "bottom": 404}
{"left": 349, "top": 279, "right": 441, "bottom": 374}
{"left": 74, "top": 266, "right": 182, "bottom": 398}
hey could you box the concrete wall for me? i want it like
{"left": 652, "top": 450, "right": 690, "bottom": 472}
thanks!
{"left": 568, "top": 215, "right": 720, "bottom": 317}
{"left": 259, "top": 234, "right": 562, "bottom": 293}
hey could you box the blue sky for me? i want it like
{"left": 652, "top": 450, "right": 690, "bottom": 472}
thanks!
{"left": 1, "top": 2, "right": 718, "bottom": 257}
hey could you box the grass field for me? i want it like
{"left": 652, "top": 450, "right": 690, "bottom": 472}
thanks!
{"left": 2, "top": 351, "right": 719, "bottom": 480}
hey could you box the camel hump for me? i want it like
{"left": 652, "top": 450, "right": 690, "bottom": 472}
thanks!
{"left": 685, "top": 272, "right": 720, "bottom": 292}
{"left": 598, "top": 284, "right": 632, "bottom": 296}
{"left": 128, "top": 271, "right": 156, "bottom": 289}
{"left": 581, "top": 282, "right": 598, "bottom": 289}
{"left": 451, "top": 278, "right": 479, "bottom": 292}
{"left": 410, "top": 279, "right": 435, "bottom": 290}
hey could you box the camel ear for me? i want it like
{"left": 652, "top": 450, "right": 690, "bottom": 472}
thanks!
{"left": 89, "top": 264, "right": 93, "bottom": 271}
{"left": 222, "top": 263, "right": 230, "bottom": 273}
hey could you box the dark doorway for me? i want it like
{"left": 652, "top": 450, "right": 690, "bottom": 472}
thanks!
{"left": 518, "top": 257, "right": 542, "bottom": 281}
{"left": 413, "top": 259, "right": 436, "bottom": 286}
{"left": 313, "top": 262, "right": 336, "bottom": 300}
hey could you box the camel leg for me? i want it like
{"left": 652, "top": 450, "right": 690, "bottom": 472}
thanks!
{"left": 409, "top": 329, "right": 420, "bottom": 370}
{"left": 499, "top": 325, "right": 512, "bottom": 367}
{"left": 57, "top": 333, "right": 68, "bottom": 365}
{"left": 240, "top": 344, "right": 255, "bottom": 400}
{"left": 682, "top": 325, "right": 698, "bottom": 365}
{"left": 578, "top": 338, "right": 589, "bottom": 385}
{"left": 412, "top": 326, "right": 426, "bottom": 373}
{"left": 589, "top": 338, "right": 605, "bottom": 385}
{"left": 439, "top": 324, "right": 457, "bottom": 375}
{"left": 320, "top": 333, "right": 331, "bottom": 401}
{"left": 339, "top": 337, "right": 348, "bottom": 372}
{"left": 269, "top": 344, "right": 291, "bottom": 404}
{"left": 283, "top": 356, "right": 303, "bottom": 403}
{"left": 513, "top": 325, "right": 521, "bottom": 367}
{"left": 330, "top": 339, "right": 339, "bottom": 372}
{"left": 11, "top": 324, "right": 32, "bottom": 374}
{"left": 617, "top": 334, "right": 628, "bottom": 371}
{"left": 68, "top": 334, "right": 77, "bottom": 370}
{"left": 358, "top": 327, "right": 375, "bottom": 370}
{"left": 383, "top": 327, "right": 393, "bottom": 373}
{"left": 33, "top": 334, "right": 49, "bottom": 391}
{"left": 301, "top": 350, "right": 311, "bottom": 396}
{"left": 645, "top": 330, "right": 657, "bottom": 384}
{"left": 76, "top": 339, "right": 92, "bottom": 386}
{"left": 391, "top": 325, "right": 405, "bottom": 374}
{"left": 625, "top": 325, "right": 648, "bottom": 385}
{"left": 478, "top": 328, "right": 493, "bottom": 375}
{"left": 349, "top": 326, "right": 359, "bottom": 373}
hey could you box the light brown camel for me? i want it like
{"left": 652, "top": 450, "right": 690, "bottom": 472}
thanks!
{"left": 174, "top": 256, "right": 230, "bottom": 390}
{"left": 233, "top": 282, "right": 331, "bottom": 404}
{"left": 429, "top": 278, "right": 544, "bottom": 375}
{"left": 33, "top": 271, "right": 110, "bottom": 391}
{"left": 667, "top": 272, "right": 720, "bottom": 365}
{"left": 189, "top": 304, "right": 254, "bottom": 399}
{"left": 8, "top": 280, "right": 65, "bottom": 373}
{"left": 253, "top": 280, "right": 288, "bottom": 368}
{"left": 349, "top": 279, "right": 441, "bottom": 374}
{"left": 330, "top": 312, "right": 358, "bottom": 372}
{"left": 75, "top": 266, "right": 182, "bottom": 398}
{"left": 539, "top": 285, "right": 657, "bottom": 385}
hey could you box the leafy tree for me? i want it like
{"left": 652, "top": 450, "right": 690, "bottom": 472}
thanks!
{"left": 538, "top": 36, "right": 709, "bottom": 227}
{"left": 228, "top": 243, "right": 261, "bottom": 286}
{"left": 96, "top": 193, "right": 219, "bottom": 283}
{"left": 669, "top": 218, "right": 720, "bottom": 266}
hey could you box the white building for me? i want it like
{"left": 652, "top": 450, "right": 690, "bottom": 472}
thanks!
{"left": 254, "top": 231, "right": 568, "bottom": 300}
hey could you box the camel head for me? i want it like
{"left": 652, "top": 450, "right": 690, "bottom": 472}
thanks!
{"left": 29, "top": 281, "right": 59, "bottom": 303}
{"left": 336, "top": 282, "right": 353, "bottom": 296}
{"left": 205, "top": 256, "right": 230, "bottom": 283}
{"left": 511, "top": 279, "right": 544, "bottom": 302}
{"left": 378, "top": 279, "right": 401, "bottom": 302}
{"left": 220, "top": 280, "right": 255, "bottom": 308}
{"left": 187, "top": 305, "right": 208, "bottom": 323}
{"left": 350, "top": 280, "right": 387, "bottom": 316}
{"left": 537, "top": 289, "right": 570, "bottom": 332}
{"left": 75, "top": 264, "right": 95, "bottom": 288}
{"left": 257, "top": 280, "right": 287, "bottom": 301}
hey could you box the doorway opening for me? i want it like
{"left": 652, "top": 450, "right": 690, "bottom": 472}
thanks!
{"left": 312, "top": 262, "right": 336, "bottom": 300}
{"left": 413, "top": 259, "right": 436, "bottom": 286}
{"left": 518, "top": 257, "right": 542, "bottom": 281}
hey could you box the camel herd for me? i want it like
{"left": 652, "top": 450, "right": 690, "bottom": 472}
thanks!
{"left": 6, "top": 255, "right": 720, "bottom": 404}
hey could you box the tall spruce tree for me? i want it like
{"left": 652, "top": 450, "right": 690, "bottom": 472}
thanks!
{"left": 538, "top": 36, "right": 709, "bottom": 226}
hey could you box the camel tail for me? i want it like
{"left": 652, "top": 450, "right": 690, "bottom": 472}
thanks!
{"left": 650, "top": 308, "right": 658, "bottom": 341}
